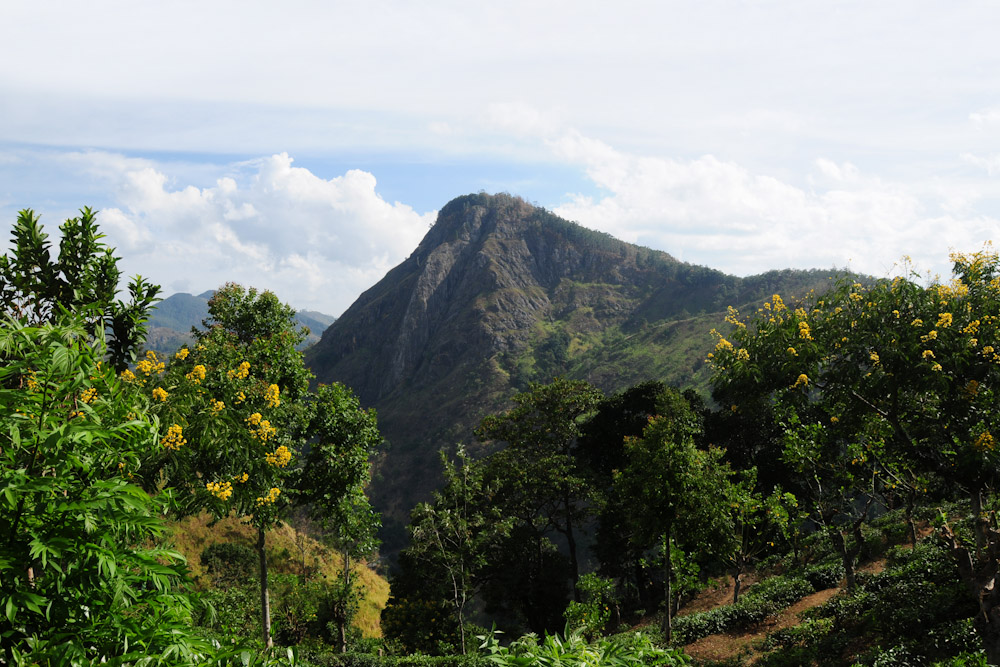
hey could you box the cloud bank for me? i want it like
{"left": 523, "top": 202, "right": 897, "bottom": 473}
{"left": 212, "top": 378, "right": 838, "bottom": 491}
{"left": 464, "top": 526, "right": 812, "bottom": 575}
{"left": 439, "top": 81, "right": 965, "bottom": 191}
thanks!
{"left": 61, "top": 152, "right": 435, "bottom": 316}
{"left": 546, "top": 130, "right": 1000, "bottom": 282}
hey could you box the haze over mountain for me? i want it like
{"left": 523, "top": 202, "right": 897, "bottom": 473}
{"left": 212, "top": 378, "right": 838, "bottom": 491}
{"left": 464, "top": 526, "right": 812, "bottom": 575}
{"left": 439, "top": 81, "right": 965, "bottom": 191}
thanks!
{"left": 306, "top": 193, "right": 842, "bottom": 550}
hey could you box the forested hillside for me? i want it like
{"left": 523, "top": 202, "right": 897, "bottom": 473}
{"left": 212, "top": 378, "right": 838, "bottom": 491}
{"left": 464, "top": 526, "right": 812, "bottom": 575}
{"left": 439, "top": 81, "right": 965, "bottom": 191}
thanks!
{"left": 306, "top": 193, "right": 840, "bottom": 550}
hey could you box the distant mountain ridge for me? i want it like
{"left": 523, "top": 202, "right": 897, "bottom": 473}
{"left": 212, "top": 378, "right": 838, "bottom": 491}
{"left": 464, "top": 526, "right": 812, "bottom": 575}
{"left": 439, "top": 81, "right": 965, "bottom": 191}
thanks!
{"left": 305, "top": 193, "right": 843, "bottom": 549}
{"left": 144, "top": 290, "right": 336, "bottom": 355}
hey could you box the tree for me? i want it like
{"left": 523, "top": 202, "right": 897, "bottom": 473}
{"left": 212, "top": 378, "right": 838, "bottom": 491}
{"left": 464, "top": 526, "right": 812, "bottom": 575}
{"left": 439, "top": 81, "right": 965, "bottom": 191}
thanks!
{"left": 407, "top": 446, "right": 510, "bottom": 654}
{"left": 475, "top": 378, "right": 603, "bottom": 595}
{"left": 613, "top": 392, "right": 731, "bottom": 642}
{"left": 578, "top": 382, "right": 699, "bottom": 616}
{"left": 709, "top": 252, "right": 1000, "bottom": 661}
{"left": 296, "top": 382, "right": 382, "bottom": 652}
{"left": 0, "top": 317, "right": 231, "bottom": 664}
{"left": 146, "top": 284, "right": 315, "bottom": 648}
{"left": 149, "top": 284, "right": 383, "bottom": 650}
{"left": 0, "top": 208, "right": 159, "bottom": 371}
{"left": 720, "top": 470, "right": 796, "bottom": 603}
{"left": 710, "top": 288, "right": 924, "bottom": 591}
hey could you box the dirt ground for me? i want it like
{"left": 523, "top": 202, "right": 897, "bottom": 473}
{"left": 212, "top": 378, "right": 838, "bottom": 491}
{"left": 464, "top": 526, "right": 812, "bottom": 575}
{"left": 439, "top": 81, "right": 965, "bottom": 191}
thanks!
{"left": 681, "top": 586, "right": 840, "bottom": 663}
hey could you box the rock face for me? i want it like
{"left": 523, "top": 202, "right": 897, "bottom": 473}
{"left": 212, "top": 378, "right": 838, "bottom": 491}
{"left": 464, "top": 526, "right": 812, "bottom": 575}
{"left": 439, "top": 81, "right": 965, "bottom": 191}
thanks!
{"left": 306, "top": 193, "right": 836, "bottom": 549}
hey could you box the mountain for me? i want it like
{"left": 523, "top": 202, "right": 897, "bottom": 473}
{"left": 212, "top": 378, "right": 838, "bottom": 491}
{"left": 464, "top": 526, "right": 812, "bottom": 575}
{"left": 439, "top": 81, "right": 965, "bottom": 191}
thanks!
{"left": 145, "top": 290, "right": 336, "bottom": 355}
{"left": 306, "top": 193, "right": 840, "bottom": 550}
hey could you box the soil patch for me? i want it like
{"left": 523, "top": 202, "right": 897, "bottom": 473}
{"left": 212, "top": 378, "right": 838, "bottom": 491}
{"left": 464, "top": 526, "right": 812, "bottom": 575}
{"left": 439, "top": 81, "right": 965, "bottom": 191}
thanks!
{"left": 683, "top": 587, "right": 840, "bottom": 663}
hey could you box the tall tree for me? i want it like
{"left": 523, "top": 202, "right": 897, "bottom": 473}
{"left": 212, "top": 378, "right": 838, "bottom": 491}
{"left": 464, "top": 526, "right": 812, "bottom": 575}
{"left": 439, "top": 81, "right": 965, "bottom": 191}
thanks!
{"left": 407, "top": 446, "right": 510, "bottom": 654}
{"left": 475, "top": 378, "right": 602, "bottom": 595}
{"left": 296, "top": 382, "right": 382, "bottom": 652}
{"left": 613, "top": 393, "right": 731, "bottom": 642}
{"left": 0, "top": 207, "right": 159, "bottom": 371}
{"left": 149, "top": 284, "right": 382, "bottom": 649}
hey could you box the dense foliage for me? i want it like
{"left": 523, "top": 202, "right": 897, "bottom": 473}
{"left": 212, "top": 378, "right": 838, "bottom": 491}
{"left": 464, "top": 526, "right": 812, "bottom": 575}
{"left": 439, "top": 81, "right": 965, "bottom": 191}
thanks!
{"left": 10, "top": 205, "right": 1000, "bottom": 665}
{"left": 0, "top": 210, "right": 381, "bottom": 664}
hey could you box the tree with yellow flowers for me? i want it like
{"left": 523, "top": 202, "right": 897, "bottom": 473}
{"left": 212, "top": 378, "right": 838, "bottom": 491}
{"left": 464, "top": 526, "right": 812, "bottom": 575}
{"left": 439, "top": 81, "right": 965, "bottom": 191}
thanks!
{"left": 142, "top": 283, "right": 380, "bottom": 650}
{"left": 710, "top": 247, "right": 1000, "bottom": 662}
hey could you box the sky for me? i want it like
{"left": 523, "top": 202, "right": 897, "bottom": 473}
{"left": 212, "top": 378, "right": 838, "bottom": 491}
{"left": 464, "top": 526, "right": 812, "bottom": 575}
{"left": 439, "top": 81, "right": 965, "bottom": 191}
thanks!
{"left": 2, "top": 1, "right": 1000, "bottom": 316}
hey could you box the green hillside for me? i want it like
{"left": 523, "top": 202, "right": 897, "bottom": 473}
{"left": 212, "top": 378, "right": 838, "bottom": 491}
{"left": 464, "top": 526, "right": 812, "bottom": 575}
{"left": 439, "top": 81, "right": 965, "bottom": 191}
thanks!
{"left": 306, "top": 193, "right": 844, "bottom": 553}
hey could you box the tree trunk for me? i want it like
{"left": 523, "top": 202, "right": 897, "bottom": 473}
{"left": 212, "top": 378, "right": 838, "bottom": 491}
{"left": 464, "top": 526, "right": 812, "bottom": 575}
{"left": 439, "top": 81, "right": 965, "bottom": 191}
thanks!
{"left": 660, "top": 529, "right": 673, "bottom": 642}
{"left": 257, "top": 526, "right": 273, "bottom": 649}
{"left": 972, "top": 490, "right": 988, "bottom": 553}
{"left": 339, "top": 550, "right": 350, "bottom": 653}
{"left": 831, "top": 527, "right": 862, "bottom": 591}
{"left": 943, "top": 490, "right": 1000, "bottom": 664}
{"left": 564, "top": 491, "right": 580, "bottom": 601}
{"left": 905, "top": 489, "right": 918, "bottom": 545}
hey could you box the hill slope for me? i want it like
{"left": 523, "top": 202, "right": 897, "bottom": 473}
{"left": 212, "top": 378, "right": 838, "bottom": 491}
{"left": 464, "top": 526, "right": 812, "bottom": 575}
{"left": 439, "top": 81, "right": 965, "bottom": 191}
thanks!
{"left": 306, "top": 193, "right": 840, "bottom": 548}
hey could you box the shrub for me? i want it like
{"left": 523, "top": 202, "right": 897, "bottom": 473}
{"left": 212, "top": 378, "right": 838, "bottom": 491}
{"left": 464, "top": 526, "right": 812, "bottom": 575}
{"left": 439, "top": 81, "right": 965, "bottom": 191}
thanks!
{"left": 202, "top": 542, "right": 259, "bottom": 585}
{"left": 803, "top": 562, "right": 845, "bottom": 590}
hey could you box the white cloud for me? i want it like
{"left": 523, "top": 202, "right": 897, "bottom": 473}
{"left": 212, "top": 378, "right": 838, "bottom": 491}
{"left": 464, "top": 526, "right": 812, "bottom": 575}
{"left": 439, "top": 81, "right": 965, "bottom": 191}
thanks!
{"left": 970, "top": 108, "right": 1000, "bottom": 126}
{"left": 547, "top": 128, "right": 998, "bottom": 281}
{"left": 60, "top": 151, "right": 436, "bottom": 315}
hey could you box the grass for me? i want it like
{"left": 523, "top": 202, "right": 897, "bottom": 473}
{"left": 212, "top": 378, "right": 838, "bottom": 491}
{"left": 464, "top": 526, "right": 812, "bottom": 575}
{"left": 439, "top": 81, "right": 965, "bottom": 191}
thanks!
{"left": 168, "top": 512, "right": 390, "bottom": 637}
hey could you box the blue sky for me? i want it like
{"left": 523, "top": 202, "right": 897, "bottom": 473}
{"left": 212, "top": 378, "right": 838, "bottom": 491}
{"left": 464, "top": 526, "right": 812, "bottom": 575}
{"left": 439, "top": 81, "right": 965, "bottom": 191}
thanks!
{"left": 2, "top": 1, "right": 1000, "bottom": 315}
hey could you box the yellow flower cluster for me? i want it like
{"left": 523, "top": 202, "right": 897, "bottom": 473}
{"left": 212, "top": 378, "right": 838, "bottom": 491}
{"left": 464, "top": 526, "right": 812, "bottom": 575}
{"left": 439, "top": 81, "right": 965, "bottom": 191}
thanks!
{"left": 236, "top": 391, "right": 246, "bottom": 403}
{"left": 69, "top": 410, "right": 85, "bottom": 420}
{"left": 234, "top": 472, "right": 249, "bottom": 483}
{"left": 265, "top": 445, "right": 292, "bottom": 468}
{"left": 186, "top": 364, "right": 207, "bottom": 384}
{"left": 161, "top": 424, "right": 187, "bottom": 451}
{"left": 964, "top": 320, "right": 981, "bottom": 335}
{"left": 256, "top": 487, "right": 281, "bottom": 506}
{"left": 771, "top": 294, "right": 786, "bottom": 311}
{"left": 25, "top": 371, "right": 39, "bottom": 391}
{"left": 911, "top": 318, "right": 923, "bottom": 327}
{"left": 724, "top": 306, "right": 746, "bottom": 328}
{"left": 80, "top": 387, "right": 98, "bottom": 404}
{"left": 175, "top": 347, "right": 190, "bottom": 360}
{"left": 830, "top": 416, "right": 839, "bottom": 424}
{"left": 228, "top": 361, "right": 251, "bottom": 380}
{"left": 206, "top": 480, "right": 233, "bottom": 501}
{"left": 152, "top": 387, "right": 168, "bottom": 402}
{"left": 211, "top": 399, "right": 225, "bottom": 413}
{"left": 975, "top": 431, "right": 996, "bottom": 452}
{"left": 922, "top": 349, "right": 935, "bottom": 359}
{"left": 869, "top": 351, "right": 880, "bottom": 364}
{"left": 793, "top": 373, "right": 809, "bottom": 389}
{"left": 121, "top": 369, "right": 139, "bottom": 384}
{"left": 964, "top": 380, "right": 980, "bottom": 399}
{"left": 937, "top": 313, "right": 953, "bottom": 328}
{"left": 787, "top": 347, "right": 798, "bottom": 356}
{"left": 921, "top": 330, "right": 938, "bottom": 342}
{"left": 935, "top": 280, "right": 969, "bottom": 301}
{"left": 136, "top": 351, "right": 165, "bottom": 376}
{"left": 736, "top": 348, "right": 750, "bottom": 361}
{"left": 849, "top": 292, "right": 863, "bottom": 303}
{"left": 246, "top": 412, "right": 277, "bottom": 442}
{"left": 266, "top": 384, "right": 281, "bottom": 408}
{"left": 931, "top": 363, "right": 943, "bottom": 372}
{"left": 984, "top": 346, "right": 996, "bottom": 357}
{"left": 798, "top": 321, "right": 813, "bottom": 340}
{"left": 715, "top": 337, "right": 734, "bottom": 353}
